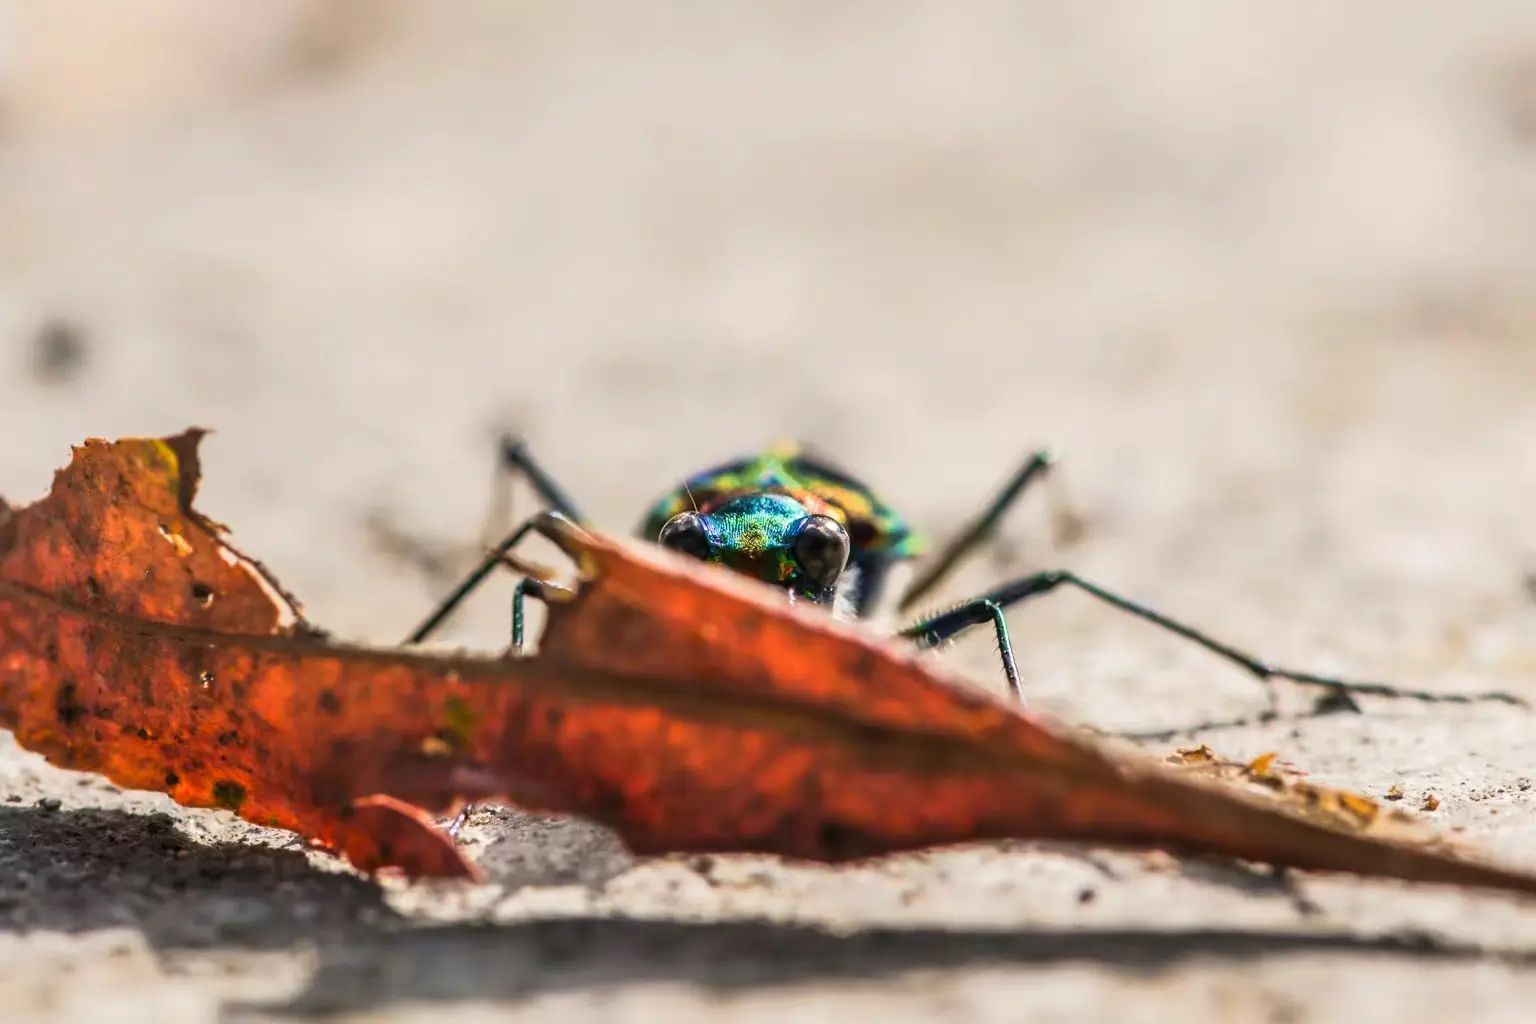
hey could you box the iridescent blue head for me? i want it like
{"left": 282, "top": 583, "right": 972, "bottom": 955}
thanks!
{"left": 655, "top": 492, "right": 851, "bottom": 606}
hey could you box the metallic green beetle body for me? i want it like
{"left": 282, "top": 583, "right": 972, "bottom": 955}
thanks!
{"left": 638, "top": 443, "right": 925, "bottom": 622}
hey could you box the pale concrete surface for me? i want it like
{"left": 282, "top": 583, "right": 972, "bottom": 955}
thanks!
{"left": 2, "top": 3, "right": 1536, "bottom": 1021}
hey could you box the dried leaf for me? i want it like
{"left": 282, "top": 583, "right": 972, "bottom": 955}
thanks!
{"left": 1167, "top": 747, "right": 1430, "bottom": 839}
{"left": 0, "top": 432, "right": 473, "bottom": 878}
{"left": 1247, "top": 751, "right": 1280, "bottom": 778}
{"left": 1, "top": 430, "right": 1535, "bottom": 897}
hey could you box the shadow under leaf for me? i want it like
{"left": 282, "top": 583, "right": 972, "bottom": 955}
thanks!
{"left": 230, "top": 915, "right": 1532, "bottom": 1020}
{"left": 0, "top": 804, "right": 397, "bottom": 949}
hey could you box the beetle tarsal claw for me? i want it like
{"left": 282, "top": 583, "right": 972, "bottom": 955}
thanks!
{"left": 496, "top": 551, "right": 563, "bottom": 584}
{"left": 526, "top": 577, "right": 580, "bottom": 606}
{"left": 530, "top": 510, "right": 602, "bottom": 582}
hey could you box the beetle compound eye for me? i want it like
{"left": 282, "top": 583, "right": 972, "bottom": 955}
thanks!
{"left": 657, "top": 511, "right": 713, "bottom": 561}
{"left": 791, "top": 515, "right": 849, "bottom": 587}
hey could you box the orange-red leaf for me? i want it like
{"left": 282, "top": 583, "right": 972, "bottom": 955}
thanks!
{"left": 2, "top": 429, "right": 1535, "bottom": 897}
{"left": 0, "top": 431, "right": 474, "bottom": 878}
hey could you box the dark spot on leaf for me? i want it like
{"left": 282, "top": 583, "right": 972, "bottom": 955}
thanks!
{"left": 212, "top": 780, "right": 246, "bottom": 811}
{"left": 318, "top": 690, "right": 342, "bottom": 715}
{"left": 84, "top": 576, "right": 101, "bottom": 600}
{"left": 56, "top": 683, "right": 84, "bottom": 726}
{"left": 605, "top": 603, "right": 662, "bottom": 650}
{"left": 218, "top": 731, "right": 239, "bottom": 746}
{"left": 164, "top": 770, "right": 180, "bottom": 787}
{"left": 190, "top": 581, "right": 215, "bottom": 605}
{"left": 136, "top": 727, "right": 149, "bottom": 741}
{"left": 848, "top": 648, "right": 878, "bottom": 682}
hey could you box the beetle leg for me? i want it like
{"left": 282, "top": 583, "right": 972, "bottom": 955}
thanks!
{"left": 402, "top": 518, "right": 541, "bottom": 644}
{"left": 898, "top": 449, "right": 1060, "bottom": 613}
{"left": 400, "top": 433, "right": 593, "bottom": 842}
{"left": 900, "top": 570, "right": 1527, "bottom": 711}
{"left": 407, "top": 517, "right": 544, "bottom": 841}
{"left": 478, "top": 435, "right": 590, "bottom": 549}
{"left": 441, "top": 571, "right": 578, "bottom": 839}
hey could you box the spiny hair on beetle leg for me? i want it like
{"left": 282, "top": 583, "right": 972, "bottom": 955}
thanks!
{"left": 900, "top": 597, "right": 971, "bottom": 634}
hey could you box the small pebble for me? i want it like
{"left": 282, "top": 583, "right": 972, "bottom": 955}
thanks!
{"left": 36, "top": 797, "right": 62, "bottom": 812}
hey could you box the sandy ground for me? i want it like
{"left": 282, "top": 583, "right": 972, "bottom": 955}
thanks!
{"left": 4, "top": 2, "right": 1536, "bottom": 1020}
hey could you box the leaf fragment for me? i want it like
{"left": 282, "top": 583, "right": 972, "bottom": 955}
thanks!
{"left": 1247, "top": 751, "right": 1280, "bottom": 779}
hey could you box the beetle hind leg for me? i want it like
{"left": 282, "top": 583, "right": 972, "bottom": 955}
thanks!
{"left": 900, "top": 570, "right": 1528, "bottom": 712}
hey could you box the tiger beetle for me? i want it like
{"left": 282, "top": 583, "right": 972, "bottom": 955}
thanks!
{"left": 402, "top": 437, "right": 1526, "bottom": 837}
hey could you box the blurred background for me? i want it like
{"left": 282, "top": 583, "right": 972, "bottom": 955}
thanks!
{"left": 3, "top": 0, "right": 1536, "bottom": 731}
{"left": 9, "top": 6, "right": 1536, "bottom": 1020}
